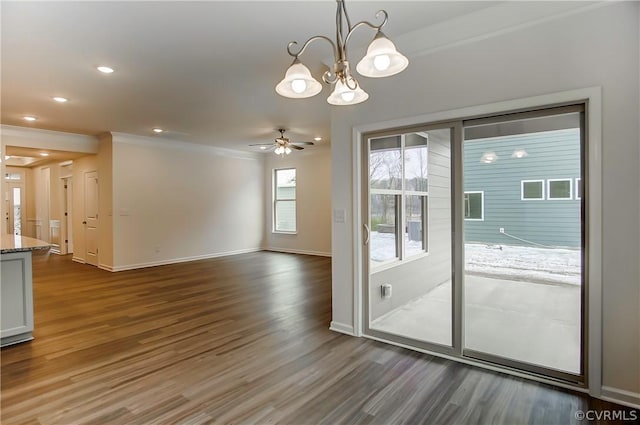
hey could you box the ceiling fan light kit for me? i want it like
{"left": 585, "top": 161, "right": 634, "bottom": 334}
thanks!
{"left": 249, "top": 129, "right": 314, "bottom": 156}
{"left": 275, "top": 0, "right": 408, "bottom": 106}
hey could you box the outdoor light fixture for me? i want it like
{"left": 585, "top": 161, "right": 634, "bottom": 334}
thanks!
{"left": 275, "top": 0, "right": 408, "bottom": 106}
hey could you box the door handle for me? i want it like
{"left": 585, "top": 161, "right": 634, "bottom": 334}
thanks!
{"left": 82, "top": 221, "right": 87, "bottom": 225}
{"left": 363, "top": 223, "right": 370, "bottom": 245}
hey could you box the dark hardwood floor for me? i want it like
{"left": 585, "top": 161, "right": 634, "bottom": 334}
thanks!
{"left": 1, "top": 251, "right": 638, "bottom": 424}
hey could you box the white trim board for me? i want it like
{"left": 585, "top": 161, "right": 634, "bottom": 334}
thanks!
{"left": 263, "top": 248, "right": 331, "bottom": 258}
{"left": 601, "top": 387, "right": 640, "bottom": 410}
{"left": 329, "top": 321, "right": 355, "bottom": 336}
{"left": 109, "top": 247, "right": 261, "bottom": 272}
{"left": 1, "top": 125, "right": 98, "bottom": 153}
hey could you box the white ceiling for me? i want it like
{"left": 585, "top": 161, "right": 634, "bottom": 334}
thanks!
{"left": 1, "top": 1, "right": 500, "bottom": 152}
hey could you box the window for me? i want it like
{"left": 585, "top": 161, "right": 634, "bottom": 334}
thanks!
{"left": 273, "top": 168, "right": 296, "bottom": 233}
{"left": 464, "top": 191, "right": 484, "bottom": 220}
{"left": 575, "top": 178, "right": 582, "bottom": 200}
{"left": 369, "top": 132, "right": 430, "bottom": 265}
{"left": 521, "top": 180, "right": 544, "bottom": 200}
{"left": 4, "top": 172, "right": 22, "bottom": 181}
{"left": 547, "top": 179, "right": 572, "bottom": 200}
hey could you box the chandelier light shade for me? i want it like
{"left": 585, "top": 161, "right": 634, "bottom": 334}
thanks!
{"left": 327, "top": 78, "right": 369, "bottom": 106}
{"left": 356, "top": 32, "right": 409, "bottom": 78}
{"left": 275, "top": 59, "right": 323, "bottom": 98}
{"left": 275, "top": 0, "right": 408, "bottom": 106}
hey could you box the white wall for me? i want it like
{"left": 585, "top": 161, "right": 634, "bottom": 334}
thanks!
{"left": 331, "top": 2, "right": 639, "bottom": 402}
{"left": 111, "top": 133, "right": 264, "bottom": 270}
{"left": 263, "top": 147, "right": 331, "bottom": 256}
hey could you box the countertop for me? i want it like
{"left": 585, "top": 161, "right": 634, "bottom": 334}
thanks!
{"left": 1, "top": 234, "right": 52, "bottom": 254}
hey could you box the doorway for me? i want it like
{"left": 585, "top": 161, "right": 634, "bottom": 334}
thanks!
{"left": 362, "top": 104, "right": 586, "bottom": 384}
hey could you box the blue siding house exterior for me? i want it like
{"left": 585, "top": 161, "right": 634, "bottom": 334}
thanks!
{"left": 462, "top": 128, "right": 581, "bottom": 248}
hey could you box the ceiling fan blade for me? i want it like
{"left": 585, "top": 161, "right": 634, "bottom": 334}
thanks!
{"left": 248, "top": 143, "right": 275, "bottom": 147}
{"left": 291, "top": 141, "right": 314, "bottom": 146}
{"left": 290, "top": 144, "right": 304, "bottom": 150}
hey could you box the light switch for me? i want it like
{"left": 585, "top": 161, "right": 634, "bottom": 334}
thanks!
{"left": 333, "top": 209, "right": 346, "bottom": 223}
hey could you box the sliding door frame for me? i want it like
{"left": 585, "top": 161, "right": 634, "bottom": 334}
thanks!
{"left": 351, "top": 87, "right": 602, "bottom": 396}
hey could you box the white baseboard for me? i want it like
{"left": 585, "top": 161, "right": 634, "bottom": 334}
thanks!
{"left": 601, "top": 386, "right": 640, "bottom": 409}
{"left": 98, "top": 263, "right": 114, "bottom": 272}
{"left": 329, "top": 321, "right": 355, "bottom": 336}
{"left": 264, "top": 248, "right": 331, "bottom": 257}
{"left": 110, "top": 247, "right": 261, "bottom": 272}
{"left": 72, "top": 257, "right": 85, "bottom": 264}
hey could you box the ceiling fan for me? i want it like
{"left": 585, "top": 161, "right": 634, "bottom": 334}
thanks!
{"left": 250, "top": 129, "right": 314, "bottom": 155}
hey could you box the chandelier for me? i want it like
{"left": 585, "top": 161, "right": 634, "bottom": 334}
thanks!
{"left": 275, "top": 0, "right": 409, "bottom": 106}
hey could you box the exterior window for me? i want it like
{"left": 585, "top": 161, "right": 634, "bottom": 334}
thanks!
{"left": 4, "top": 173, "right": 22, "bottom": 181}
{"left": 274, "top": 168, "right": 296, "bottom": 233}
{"left": 521, "top": 180, "right": 544, "bottom": 200}
{"left": 575, "top": 178, "right": 582, "bottom": 200}
{"left": 369, "top": 132, "right": 430, "bottom": 265}
{"left": 548, "top": 179, "right": 572, "bottom": 200}
{"left": 464, "top": 191, "right": 484, "bottom": 220}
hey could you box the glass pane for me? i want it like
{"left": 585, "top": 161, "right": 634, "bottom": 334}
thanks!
{"left": 549, "top": 180, "right": 571, "bottom": 199}
{"left": 369, "top": 128, "right": 452, "bottom": 348}
{"left": 276, "top": 169, "right": 296, "bottom": 199}
{"left": 370, "top": 136, "right": 401, "bottom": 190}
{"left": 464, "top": 111, "right": 582, "bottom": 374}
{"left": 405, "top": 195, "right": 426, "bottom": 257}
{"left": 370, "top": 194, "right": 397, "bottom": 263}
{"left": 275, "top": 200, "right": 296, "bottom": 232}
{"left": 404, "top": 133, "right": 428, "bottom": 192}
{"left": 464, "top": 193, "right": 483, "bottom": 219}
{"left": 523, "top": 181, "right": 543, "bottom": 199}
{"left": 12, "top": 187, "right": 21, "bottom": 235}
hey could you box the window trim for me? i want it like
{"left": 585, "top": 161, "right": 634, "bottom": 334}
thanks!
{"left": 521, "top": 179, "right": 545, "bottom": 200}
{"left": 547, "top": 178, "right": 573, "bottom": 200}
{"left": 273, "top": 167, "right": 297, "bottom": 234}
{"left": 464, "top": 191, "right": 484, "bottom": 221}
{"left": 575, "top": 177, "right": 582, "bottom": 200}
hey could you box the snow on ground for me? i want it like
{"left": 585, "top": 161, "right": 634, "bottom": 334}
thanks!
{"left": 370, "top": 232, "right": 581, "bottom": 285}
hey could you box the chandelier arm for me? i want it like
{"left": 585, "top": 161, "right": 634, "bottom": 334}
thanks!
{"left": 344, "top": 77, "right": 358, "bottom": 90}
{"left": 322, "top": 70, "right": 338, "bottom": 85}
{"left": 286, "top": 36, "right": 338, "bottom": 61}
{"left": 343, "top": 10, "right": 388, "bottom": 48}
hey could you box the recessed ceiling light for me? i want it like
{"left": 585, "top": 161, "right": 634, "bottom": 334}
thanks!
{"left": 97, "top": 66, "right": 114, "bottom": 74}
{"left": 53, "top": 97, "right": 68, "bottom": 103}
{"left": 39, "top": 152, "right": 49, "bottom": 157}
{"left": 314, "top": 137, "right": 322, "bottom": 141}
{"left": 23, "top": 116, "right": 37, "bottom": 121}
{"left": 152, "top": 128, "right": 163, "bottom": 133}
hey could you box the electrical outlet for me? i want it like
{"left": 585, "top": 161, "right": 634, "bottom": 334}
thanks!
{"left": 499, "top": 227, "right": 505, "bottom": 233}
{"left": 381, "top": 284, "right": 392, "bottom": 299}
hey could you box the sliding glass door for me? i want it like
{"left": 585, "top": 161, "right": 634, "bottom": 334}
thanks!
{"left": 363, "top": 123, "right": 458, "bottom": 353}
{"left": 362, "top": 105, "right": 586, "bottom": 384}
{"left": 462, "top": 106, "right": 585, "bottom": 381}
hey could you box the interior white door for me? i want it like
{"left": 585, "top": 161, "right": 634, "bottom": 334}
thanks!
{"left": 84, "top": 171, "right": 99, "bottom": 266}
{"left": 65, "top": 179, "right": 74, "bottom": 254}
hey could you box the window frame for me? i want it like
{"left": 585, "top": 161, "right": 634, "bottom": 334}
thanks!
{"left": 368, "top": 133, "right": 430, "bottom": 270}
{"left": 547, "top": 178, "right": 573, "bottom": 200}
{"left": 521, "top": 179, "right": 545, "bottom": 200}
{"left": 464, "top": 191, "right": 484, "bottom": 221}
{"left": 575, "top": 177, "right": 582, "bottom": 200}
{"left": 273, "top": 167, "right": 297, "bottom": 234}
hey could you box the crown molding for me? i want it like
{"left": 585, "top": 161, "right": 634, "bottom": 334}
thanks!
{"left": 0, "top": 125, "right": 98, "bottom": 153}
